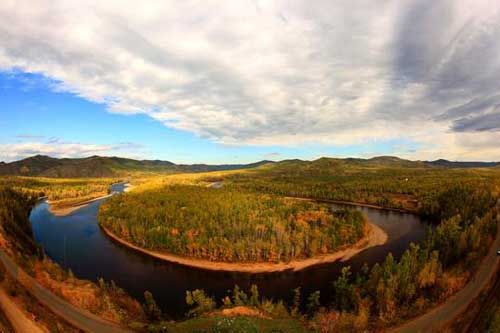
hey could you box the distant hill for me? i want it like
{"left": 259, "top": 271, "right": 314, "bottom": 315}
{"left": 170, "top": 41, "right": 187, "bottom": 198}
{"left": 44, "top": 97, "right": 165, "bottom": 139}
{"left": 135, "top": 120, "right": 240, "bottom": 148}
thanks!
{"left": 0, "top": 155, "right": 273, "bottom": 178}
{"left": 258, "top": 156, "right": 500, "bottom": 175}
{"left": 304, "top": 156, "right": 497, "bottom": 169}
{"left": 1, "top": 155, "right": 497, "bottom": 178}
{"left": 269, "top": 156, "right": 424, "bottom": 170}
{"left": 424, "top": 159, "right": 500, "bottom": 168}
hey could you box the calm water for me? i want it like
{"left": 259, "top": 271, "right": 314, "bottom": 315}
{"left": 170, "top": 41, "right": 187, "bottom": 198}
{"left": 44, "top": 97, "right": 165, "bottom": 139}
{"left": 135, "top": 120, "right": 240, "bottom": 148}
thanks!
{"left": 30, "top": 183, "right": 426, "bottom": 318}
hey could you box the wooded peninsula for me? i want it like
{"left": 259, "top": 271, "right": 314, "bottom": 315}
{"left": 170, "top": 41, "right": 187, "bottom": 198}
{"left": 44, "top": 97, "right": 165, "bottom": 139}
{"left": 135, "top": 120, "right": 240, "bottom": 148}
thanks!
{"left": 99, "top": 185, "right": 367, "bottom": 263}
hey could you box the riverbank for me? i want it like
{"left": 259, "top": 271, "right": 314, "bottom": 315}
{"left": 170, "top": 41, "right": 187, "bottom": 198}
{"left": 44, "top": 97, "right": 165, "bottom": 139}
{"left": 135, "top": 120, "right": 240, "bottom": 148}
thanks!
{"left": 48, "top": 194, "right": 112, "bottom": 216}
{"left": 285, "top": 196, "right": 415, "bottom": 214}
{"left": 47, "top": 182, "right": 129, "bottom": 216}
{"left": 100, "top": 222, "right": 387, "bottom": 273}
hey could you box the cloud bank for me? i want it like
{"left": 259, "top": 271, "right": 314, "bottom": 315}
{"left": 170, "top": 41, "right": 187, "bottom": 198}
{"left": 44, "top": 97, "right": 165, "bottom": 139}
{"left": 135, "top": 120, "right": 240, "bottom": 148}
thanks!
{"left": 0, "top": 139, "right": 144, "bottom": 162}
{"left": 1, "top": 0, "right": 500, "bottom": 160}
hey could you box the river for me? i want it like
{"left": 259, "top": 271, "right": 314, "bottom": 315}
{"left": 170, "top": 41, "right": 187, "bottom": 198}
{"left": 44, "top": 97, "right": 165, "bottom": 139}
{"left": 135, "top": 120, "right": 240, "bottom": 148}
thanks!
{"left": 29, "top": 183, "right": 426, "bottom": 318}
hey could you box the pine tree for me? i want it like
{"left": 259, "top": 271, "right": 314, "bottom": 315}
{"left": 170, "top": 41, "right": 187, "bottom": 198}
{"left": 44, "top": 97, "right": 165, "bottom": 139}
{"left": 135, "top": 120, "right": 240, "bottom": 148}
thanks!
{"left": 143, "top": 291, "right": 162, "bottom": 320}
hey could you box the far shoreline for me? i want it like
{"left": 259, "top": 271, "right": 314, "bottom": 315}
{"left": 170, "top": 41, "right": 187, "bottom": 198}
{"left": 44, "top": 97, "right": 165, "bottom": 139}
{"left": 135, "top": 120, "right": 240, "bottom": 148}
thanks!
{"left": 47, "top": 181, "right": 129, "bottom": 217}
{"left": 48, "top": 194, "right": 112, "bottom": 216}
{"left": 285, "top": 196, "right": 415, "bottom": 214}
{"left": 99, "top": 222, "right": 388, "bottom": 273}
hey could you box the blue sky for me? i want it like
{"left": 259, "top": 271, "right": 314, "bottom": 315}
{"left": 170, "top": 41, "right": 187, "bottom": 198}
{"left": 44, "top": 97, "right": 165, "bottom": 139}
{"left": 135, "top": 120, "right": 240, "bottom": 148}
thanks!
{"left": 1, "top": 1, "right": 499, "bottom": 162}
{"left": 0, "top": 71, "right": 411, "bottom": 163}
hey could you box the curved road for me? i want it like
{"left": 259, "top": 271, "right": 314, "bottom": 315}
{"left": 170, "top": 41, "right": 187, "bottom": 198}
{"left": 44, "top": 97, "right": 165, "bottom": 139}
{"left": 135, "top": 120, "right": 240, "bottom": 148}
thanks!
{"left": 0, "top": 250, "right": 132, "bottom": 333}
{"left": 391, "top": 217, "right": 500, "bottom": 333}
{"left": 0, "top": 287, "right": 43, "bottom": 333}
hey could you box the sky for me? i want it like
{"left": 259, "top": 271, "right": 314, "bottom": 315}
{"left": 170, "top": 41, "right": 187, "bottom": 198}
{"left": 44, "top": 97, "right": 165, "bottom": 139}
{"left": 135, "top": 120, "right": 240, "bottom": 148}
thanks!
{"left": 1, "top": 0, "right": 500, "bottom": 163}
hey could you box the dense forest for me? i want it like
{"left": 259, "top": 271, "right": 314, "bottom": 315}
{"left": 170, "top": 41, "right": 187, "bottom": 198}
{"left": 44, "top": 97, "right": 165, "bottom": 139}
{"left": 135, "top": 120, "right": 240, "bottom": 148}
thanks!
{"left": 309, "top": 183, "right": 498, "bottom": 330}
{"left": 221, "top": 159, "right": 498, "bottom": 212}
{"left": 0, "top": 176, "right": 114, "bottom": 207}
{"left": 0, "top": 187, "right": 39, "bottom": 255}
{"left": 174, "top": 184, "right": 499, "bottom": 331}
{"left": 99, "top": 185, "right": 367, "bottom": 262}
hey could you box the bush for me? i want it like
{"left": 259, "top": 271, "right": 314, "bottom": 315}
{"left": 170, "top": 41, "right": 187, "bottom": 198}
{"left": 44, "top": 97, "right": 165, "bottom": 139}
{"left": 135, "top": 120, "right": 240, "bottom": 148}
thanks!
{"left": 144, "top": 291, "right": 162, "bottom": 320}
{"left": 185, "top": 289, "right": 216, "bottom": 317}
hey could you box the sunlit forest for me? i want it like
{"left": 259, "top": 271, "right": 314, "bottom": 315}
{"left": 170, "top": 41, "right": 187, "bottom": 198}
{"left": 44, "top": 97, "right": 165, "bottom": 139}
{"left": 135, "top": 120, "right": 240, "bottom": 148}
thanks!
{"left": 176, "top": 183, "right": 499, "bottom": 331}
{"left": 0, "top": 176, "right": 116, "bottom": 207}
{"left": 221, "top": 159, "right": 498, "bottom": 214}
{"left": 99, "top": 185, "right": 367, "bottom": 262}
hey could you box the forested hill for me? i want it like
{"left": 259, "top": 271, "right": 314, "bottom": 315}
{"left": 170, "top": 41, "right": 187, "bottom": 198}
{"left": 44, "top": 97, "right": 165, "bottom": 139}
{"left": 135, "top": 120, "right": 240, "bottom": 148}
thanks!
{"left": 1, "top": 154, "right": 498, "bottom": 178}
{"left": 262, "top": 156, "right": 500, "bottom": 174}
{"left": 260, "top": 156, "right": 499, "bottom": 171}
{"left": 0, "top": 155, "right": 272, "bottom": 178}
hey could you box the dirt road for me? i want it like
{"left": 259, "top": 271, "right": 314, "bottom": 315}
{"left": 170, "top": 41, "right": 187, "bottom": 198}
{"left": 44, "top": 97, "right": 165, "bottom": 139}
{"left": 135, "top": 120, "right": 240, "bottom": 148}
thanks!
{"left": 0, "top": 287, "right": 44, "bottom": 333}
{"left": 0, "top": 250, "right": 132, "bottom": 333}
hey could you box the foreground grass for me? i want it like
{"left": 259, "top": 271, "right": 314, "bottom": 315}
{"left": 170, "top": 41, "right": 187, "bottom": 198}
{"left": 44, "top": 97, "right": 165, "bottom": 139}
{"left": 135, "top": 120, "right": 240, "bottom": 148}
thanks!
{"left": 147, "top": 315, "right": 306, "bottom": 333}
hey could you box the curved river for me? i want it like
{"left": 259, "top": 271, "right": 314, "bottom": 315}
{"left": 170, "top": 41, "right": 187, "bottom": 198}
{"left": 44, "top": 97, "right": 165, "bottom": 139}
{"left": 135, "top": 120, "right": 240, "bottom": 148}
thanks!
{"left": 30, "top": 183, "right": 426, "bottom": 318}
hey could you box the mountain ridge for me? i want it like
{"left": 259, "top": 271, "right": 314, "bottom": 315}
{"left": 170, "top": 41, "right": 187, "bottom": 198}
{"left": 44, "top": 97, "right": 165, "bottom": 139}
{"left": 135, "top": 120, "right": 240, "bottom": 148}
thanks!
{"left": 0, "top": 155, "right": 273, "bottom": 177}
{"left": 0, "top": 155, "right": 498, "bottom": 178}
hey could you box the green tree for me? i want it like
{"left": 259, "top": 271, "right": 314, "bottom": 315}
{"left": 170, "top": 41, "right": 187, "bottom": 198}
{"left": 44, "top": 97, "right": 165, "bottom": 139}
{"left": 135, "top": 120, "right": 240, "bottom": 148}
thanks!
{"left": 143, "top": 291, "right": 162, "bottom": 320}
{"left": 232, "top": 285, "right": 248, "bottom": 306}
{"left": 185, "top": 289, "right": 216, "bottom": 316}
{"left": 291, "top": 287, "right": 301, "bottom": 317}
{"left": 306, "top": 291, "right": 321, "bottom": 315}
{"left": 332, "top": 266, "right": 354, "bottom": 311}
{"left": 249, "top": 284, "right": 260, "bottom": 306}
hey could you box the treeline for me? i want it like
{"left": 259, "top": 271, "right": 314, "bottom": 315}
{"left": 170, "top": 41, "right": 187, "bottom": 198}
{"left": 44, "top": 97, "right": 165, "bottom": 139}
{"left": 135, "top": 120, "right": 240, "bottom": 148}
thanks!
{"left": 418, "top": 183, "right": 495, "bottom": 222}
{"left": 0, "top": 176, "right": 113, "bottom": 202}
{"left": 99, "top": 185, "right": 366, "bottom": 262}
{"left": 183, "top": 284, "right": 321, "bottom": 319}
{"left": 223, "top": 164, "right": 497, "bottom": 212}
{"left": 142, "top": 284, "right": 316, "bottom": 331}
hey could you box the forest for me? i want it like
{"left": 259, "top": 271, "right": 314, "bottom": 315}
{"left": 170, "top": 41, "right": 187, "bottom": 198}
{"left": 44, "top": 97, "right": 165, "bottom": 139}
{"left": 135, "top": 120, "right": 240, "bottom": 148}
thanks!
{"left": 173, "top": 184, "right": 499, "bottom": 331}
{"left": 0, "top": 187, "right": 39, "bottom": 255}
{"left": 0, "top": 176, "right": 116, "bottom": 208}
{"left": 221, "top": 159, "right": 498, "bottom": 213}
{"left": 99, "top": 185, "right": 367, "bottom": 263}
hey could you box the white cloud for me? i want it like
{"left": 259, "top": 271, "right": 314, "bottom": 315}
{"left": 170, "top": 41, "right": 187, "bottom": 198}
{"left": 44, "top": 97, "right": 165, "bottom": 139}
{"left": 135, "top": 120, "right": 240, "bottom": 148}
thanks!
{"left": 0, "top": 141, "right": 145, "bottom": 162}
{"left": 1, "top": 0, "right": 500, "bottom": 160}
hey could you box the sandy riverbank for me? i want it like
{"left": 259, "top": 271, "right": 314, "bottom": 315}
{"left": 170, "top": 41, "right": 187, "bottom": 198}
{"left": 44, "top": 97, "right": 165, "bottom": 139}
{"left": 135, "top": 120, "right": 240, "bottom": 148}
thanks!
{"left": 48, "top": 194, "right": 112, "bottom": 217}
{"left": 48, "top": 182, "right": 131, "bottom": 217}
{"left": 123, "top": 184, "right": 134, "bottom": 192}
{"left": 100, "top": 222, "right": 387, "bottom": 273}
